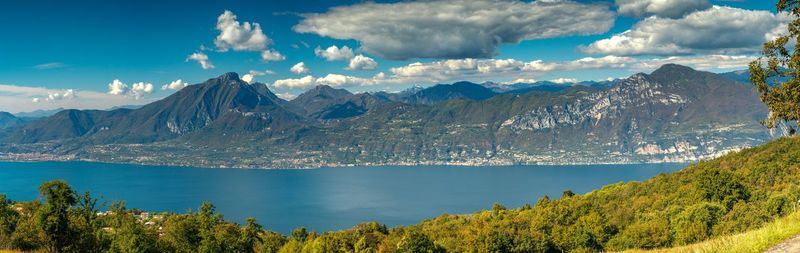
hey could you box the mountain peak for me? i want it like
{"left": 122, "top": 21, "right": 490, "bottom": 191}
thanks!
{"left": 652, "top": 64, "right": 696, "bottom": 75}
{"left": 303, "top": 85, "right": 352, "bottom": 97}
{"left": 217, "top": 72, "right": 241, "bottom": 81}
{"left": 312, "top": 84, "right": 337, "bottom": 92}
{"left": 452, "top": 81, "right": 479, "bottom": 86}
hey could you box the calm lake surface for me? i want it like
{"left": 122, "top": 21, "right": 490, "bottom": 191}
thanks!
{"left": 0, "top": 161, "right": 684, "bottom": 234}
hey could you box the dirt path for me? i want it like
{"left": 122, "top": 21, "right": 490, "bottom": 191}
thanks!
{"left": 765, "top": 235, "right": 800, "bottom": 253}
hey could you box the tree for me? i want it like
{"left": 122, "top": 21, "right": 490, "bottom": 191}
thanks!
{"left": 0, "top": 194, "right": 19, "bottom": 248}
{"left": 68, "top": 192, "right": 107, "bottom": 252}
{"left": 158, "top": 214, "right": 201, "bottom": 253}
{"left": 396, "top": 231, "right": 443, "bottom": 253}
{"left": 749, "top": 0, "right": 800, "bottom": 134}
{"left": 290, "top": 227, "right": 308, "bottom": 242}
{"left": 107, "top": 212, "right": 158, "bottom": 253}
{"left": 36, "top": 180, "right": 77, "bottom": 253}
{"left": 238, "top": 218, "right": 263, "bottom": 253}
{"left": 696, "top": 169, "right": 750, "bottom": 208}
{"left": 672, "top": 202, "right": 726, "bottom": 245}
{"left": 491, "top": 203, "right": 507, "bottom": 212}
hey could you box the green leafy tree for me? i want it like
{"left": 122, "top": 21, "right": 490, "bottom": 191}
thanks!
{"left": 9, "top": 201, "right": 45, "bottom": 251}
{"left": 672, "top": 202, "right": 726, "bottom": 245}
{"left": 0, "top": 194, "right": 19, "bottom": 248}
{"left": 239, "top": 217, "right": 263, "bottom": 253}
{"left": 158, "top": 214, "right": 201, "bottom": 253}
{"left": 107, "top": 212, "right": 158, "bottom": 253}
{"left": 37, "top": 180, "right": 77, "bottom": 253}
{"left": 68, "top": 192, "right": 107, "bottom": 253}
{"left": 396, "top": 231, "right": 443, "bottom": 253}
{"left": 258, "top": 231, "right": 287, "bottom": 253}
{"left": 196, "top": 202, "right": 226, "bottom": 253}
{"left": 290, "top": 227, "right": 308, "bottom": 242}
{"left": 696, "top": 169, "right": 750, "bottom": 208}
{"left": 749, "top": 0, "right": 800, "bottom": 134}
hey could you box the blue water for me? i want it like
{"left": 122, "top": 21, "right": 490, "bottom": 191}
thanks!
{"left": 0, "top": 161, "right": 683, "bottom": 234}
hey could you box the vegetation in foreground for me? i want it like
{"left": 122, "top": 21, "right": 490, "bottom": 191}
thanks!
{"left": 621, "top": 209, "right": 800, "bottom": 253}
{"left": 0, "top": 136, "right": 799, "bottom": 252}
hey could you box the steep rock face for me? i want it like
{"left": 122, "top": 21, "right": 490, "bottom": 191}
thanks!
{"left": 301, "top": 65, "right": 767, "bottom": 166}
{"left": 491, "top": 64, "right": 766, "bottom": 162}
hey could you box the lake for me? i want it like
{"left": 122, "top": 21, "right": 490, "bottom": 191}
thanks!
{"left": 0, "top": 161, "right": 684, "bottom": 234}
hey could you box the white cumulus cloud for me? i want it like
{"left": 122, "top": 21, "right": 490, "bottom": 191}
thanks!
{"left": 583, "top": 6, "right": 789, "bottom": 56}
{"left": 385, "top": 55, "right": 755, "bottom": 84}
{"left": 615, "top": 0, "right": 711, "bottom": 18}
{"left": 502, "top": 78, "right": 538, "bottom": 85}
{"left": 1, "top": 84, "right": 153, "bottom": 113}
{"left": 261, "top": 49, "right": 286, "bottom": 62}
{"left": 272, "top": 75, "right": 316, "bottom": 89}
{"left": 108, "top": 80, "right": 154, "bottom": 99}
{"left": 162, "top": 80, "right": 189, "bottom": 91}
{"left": 316, "top": 74, "right": 375, "bottom": 87}
{"left": 347, "top": 55, "right": 378, "bottom": 70}
{"left": 241, "top": 70, "right": 274, "bottom": 84}
{"left": 388, "top": 56, "right": 633, "bottom": 81}
{"left": 271, "top": 74, "right": 377, "bottom": 89}
{"left": 130, "top": 82, "right": 154, "bottom": 99}
{"left": 550, "top": 78, "right": 578, "bottom": 84}
{"left": 107, "top": 79, "right": 128, "bottom": 95}
{"left": 315, "top": 45, "right": 354, "bottom": 61}
{"left": 187, "top": 52, "right": 215, "bottom": 70}
{"left": 290, "top": 62, "right": 310, "bottom": 74}
{"left": 269, "top": 54, "right": 757, "bottom": 91}
{"left": 294, "top": 0, "right": 615, "bottom": 60}
{"left": 214, "top": 10, "right": 271, "bottom": 52}
{"left": 37, "top": 89, "right": 77, "bottom": 102}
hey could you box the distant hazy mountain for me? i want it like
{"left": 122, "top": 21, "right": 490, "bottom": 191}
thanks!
{"left": 289, "top": 85, "right": 390, "bottom": 120}
{"left": 372, "top": 82, "right": 497, "bottom": 105}
{"left": 482, "top": 81, "right": 561, "bottom": 93}
{"left": 108, "top": 105, "right": 144, "bottom": 110}
{"left": 720, "top": 69, "right": 791, "bottom": 85}
{"left": 401, "top": 81, "right": 497, "bottom": 105}
{"left": 0, "top": 64, "right": 773, "bottom": 168}
{"left": 481, "top": 79, "right": 619, "bottom": 94}
{"left": 0, "top": 112, "right": 23, "bottom": 129}
{"left": 13, "top": 108, "right": 65, "bottom": 118}
{"left": 373, "top": 85, "right": 424, "bottom": 102}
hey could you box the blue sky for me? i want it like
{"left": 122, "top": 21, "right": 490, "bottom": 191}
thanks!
{"left": 0, "top": 0, "right": 781, "bottom": 113}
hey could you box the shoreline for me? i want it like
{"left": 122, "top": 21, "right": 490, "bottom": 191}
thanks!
{"left": 0, "top": 154, "right": 692, "bottom": 170}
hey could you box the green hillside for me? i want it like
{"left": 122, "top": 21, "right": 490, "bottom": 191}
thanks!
{"left": 1, "top": 137, "right": 799, "bottom": 252}
{"left": 621, "top": 210, "right": 800, "bottom": 253}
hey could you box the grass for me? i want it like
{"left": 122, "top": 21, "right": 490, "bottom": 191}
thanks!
{"left": 621, "top": 210, "right": 800, "bottom": 253}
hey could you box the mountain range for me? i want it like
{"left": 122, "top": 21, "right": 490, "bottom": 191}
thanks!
{"left": 0, "top": 64, "right": 776, "bottom": 168}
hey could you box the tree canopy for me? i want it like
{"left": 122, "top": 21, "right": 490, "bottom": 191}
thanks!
{"left": 749, "top": 0, "right": 800, "bottom": 134}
